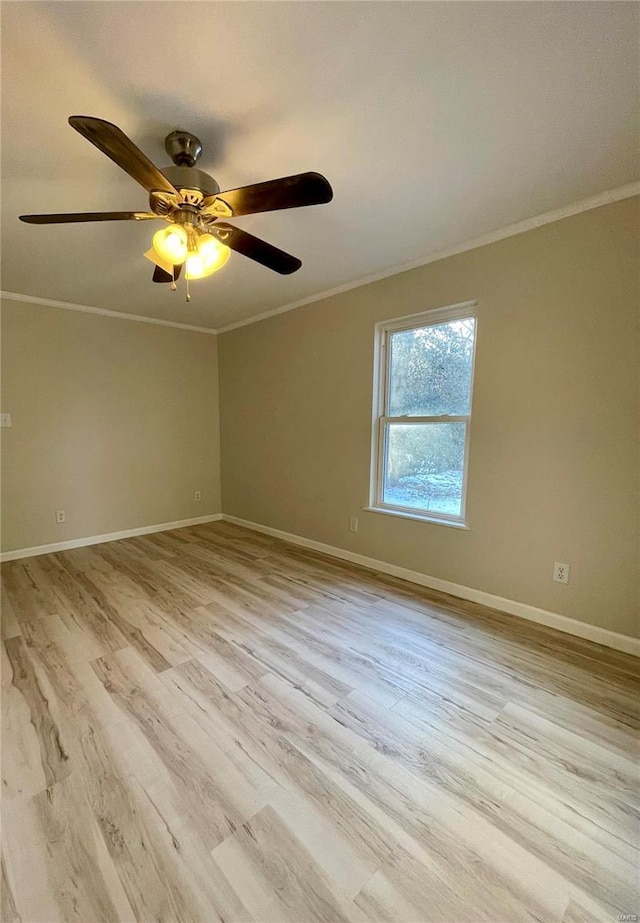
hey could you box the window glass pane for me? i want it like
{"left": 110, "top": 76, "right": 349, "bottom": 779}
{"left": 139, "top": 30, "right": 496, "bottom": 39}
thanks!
{"left": 388, "top": 317, "right": 475, "bottom": 417}
{"left": 383, "top": 422, "right": 466, "bottom": 516}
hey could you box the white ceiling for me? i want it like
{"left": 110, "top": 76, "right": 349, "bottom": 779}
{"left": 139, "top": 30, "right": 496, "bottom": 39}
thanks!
{"left": 2, "top": 2, "right": 638, "bottom": 331}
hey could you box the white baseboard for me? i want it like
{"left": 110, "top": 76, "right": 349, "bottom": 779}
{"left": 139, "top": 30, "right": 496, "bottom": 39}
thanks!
{"left": 0, "top": 513, "right": 223, "bottom": 562}
{"left": 222, "top": 514, "right": 639, "bottom": 657}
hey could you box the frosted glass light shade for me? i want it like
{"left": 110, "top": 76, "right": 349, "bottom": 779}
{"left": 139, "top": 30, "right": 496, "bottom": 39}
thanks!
{"left": 185, "top": 233, "right": 231, "bottom": 279}
{"left": 153, "top": 224, "right": 188, "bottom": 264}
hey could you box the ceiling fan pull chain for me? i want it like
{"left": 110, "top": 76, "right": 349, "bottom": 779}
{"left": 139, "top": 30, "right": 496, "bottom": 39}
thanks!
{"left": 186, "top": 277, "right": 191, "bottom": 302}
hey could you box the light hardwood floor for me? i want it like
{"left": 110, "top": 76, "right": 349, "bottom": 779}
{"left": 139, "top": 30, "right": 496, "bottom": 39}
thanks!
{"left": 1, "top": 521, "right": 638, "bottom": 923}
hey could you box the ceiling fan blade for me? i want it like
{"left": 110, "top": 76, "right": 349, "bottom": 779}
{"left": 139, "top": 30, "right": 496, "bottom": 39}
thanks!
{"left": 152, "top": 263, "right": 182, "bottom": 283}
{"left": 69, "top": 116, "right": 178, "bottom": 196}
{"left": 153, "top": 266, "right": 173, "bottom": 283}
{"left": 208, "top": 222, "right": 302, "bottom": 274}
{"left": 203, "top": 172, "right": 333, "bottom": 218}
{"left": 20, "top": 211, "right": 162, "bottom": 224}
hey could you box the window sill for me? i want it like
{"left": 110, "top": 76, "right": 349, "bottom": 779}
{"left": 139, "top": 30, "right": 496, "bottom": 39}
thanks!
{"left": 363, "top": 506, "right": 470, "bottom": 530}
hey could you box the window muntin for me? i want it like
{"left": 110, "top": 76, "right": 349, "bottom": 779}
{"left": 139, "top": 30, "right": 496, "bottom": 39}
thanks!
{"left": 372, "top": 304, "right": 477, "bottom": 525}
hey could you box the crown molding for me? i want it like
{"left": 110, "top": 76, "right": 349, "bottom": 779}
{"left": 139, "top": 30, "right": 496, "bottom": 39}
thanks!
{"left": 217, "top": 181, "right": 640, "bottom": 334}
{"left": 3, "top": 182, "right": 638, "bottom": 337}
{"left": 0, "top": 291, "right": 218, "bottom": 335}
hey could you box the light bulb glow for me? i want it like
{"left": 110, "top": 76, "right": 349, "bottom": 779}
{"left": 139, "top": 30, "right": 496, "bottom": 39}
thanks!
{"left": 185, "top": 233, "right": 231, "bottom": 279}
{"left": 153, "top": 224, "right": 188, "bottom": 264}
{"left": 185, "top": 252, "right": 206, "bottom": 279}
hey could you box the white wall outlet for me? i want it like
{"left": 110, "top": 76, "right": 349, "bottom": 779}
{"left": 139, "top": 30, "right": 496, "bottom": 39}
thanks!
{"left": 349, "top": 516, "right": 359, "bottom": 533}
{"left": 55, "top": 510, "right": 66, "bottom": 524}
{"left": 194, "top": 490, "right": 202, "bottom": 501}
{"left": 553, "top": 562, "right": 570, "bottom": 584}
{"left": 0, "top": 414, "right": 12, "bottom": 427}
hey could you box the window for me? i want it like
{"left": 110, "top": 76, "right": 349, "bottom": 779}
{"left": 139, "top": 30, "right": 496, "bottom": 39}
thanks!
{"left": 370, "top": 302, "right": 477, "bottom": 526}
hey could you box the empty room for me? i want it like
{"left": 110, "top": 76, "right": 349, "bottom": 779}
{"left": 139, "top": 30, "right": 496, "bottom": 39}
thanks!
{"left": 1, "top": 2, "right": 638, "bottom": 921}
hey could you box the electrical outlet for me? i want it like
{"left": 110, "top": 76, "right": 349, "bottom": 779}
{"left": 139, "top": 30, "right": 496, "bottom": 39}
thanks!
{"left": 194, "top": 490, "right": 202, "bottom": 501}
{"left": 55, "top": 510, "right": 66, "bottom": 524}
{"left": 553, "top": 562, "right": 570, "bottom": 584}
{"left": 0, "top": 413, "right": 12, "bottom": 427}
{"left": 349, "top": 516, "right": 359, "bottom": 533}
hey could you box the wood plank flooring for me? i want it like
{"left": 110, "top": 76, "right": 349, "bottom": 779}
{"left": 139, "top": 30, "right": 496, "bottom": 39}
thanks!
{"left": 1, "top": 520, "right": 638, "bottom": 922}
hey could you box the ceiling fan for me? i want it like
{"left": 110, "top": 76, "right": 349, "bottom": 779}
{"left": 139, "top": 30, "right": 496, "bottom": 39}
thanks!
{"left": 19, "top": 116, "right": 333, "bottom": 292}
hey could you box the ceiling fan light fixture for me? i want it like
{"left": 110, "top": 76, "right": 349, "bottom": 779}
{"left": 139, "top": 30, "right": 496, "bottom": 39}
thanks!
{"left": 153, "top": 224, "right": 188, "bottom": 265}
{"left": 185, "top": 235, "right": 230, "bottom": 279}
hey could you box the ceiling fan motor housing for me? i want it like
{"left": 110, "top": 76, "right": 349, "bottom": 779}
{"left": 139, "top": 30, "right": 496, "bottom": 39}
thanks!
{"left": 150, "top": 165, "right": 221, "bottom": 215}
{"left": 146, "top": 131, "right": 221, "bottom": 216}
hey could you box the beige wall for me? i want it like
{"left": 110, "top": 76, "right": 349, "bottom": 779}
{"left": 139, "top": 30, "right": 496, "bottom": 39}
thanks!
{"left": 219, "top": 197, "right": 640, "bottom": 638}
{"left": 1, "top": 300, "right": 221, "bottom": 552}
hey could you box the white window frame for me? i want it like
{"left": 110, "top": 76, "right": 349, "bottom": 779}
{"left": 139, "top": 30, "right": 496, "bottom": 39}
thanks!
{"left": 368, "top": 301, "right": 478, "bottom": 528}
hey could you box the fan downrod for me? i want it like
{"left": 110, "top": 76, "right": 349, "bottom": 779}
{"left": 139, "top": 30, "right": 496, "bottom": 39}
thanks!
{"left": 165, "top": 130, "right": 203, "bottom": 168}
